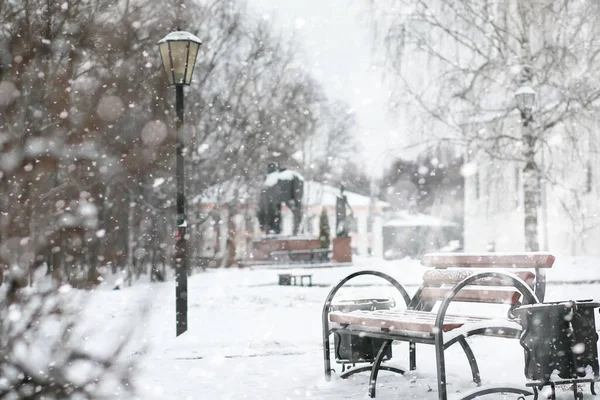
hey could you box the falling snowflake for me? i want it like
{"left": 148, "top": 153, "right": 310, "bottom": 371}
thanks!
{"left": 460, "top": 162, "right": 478, "bottom": 177}
{"left": 141, "top": 120, "right": 168, "bottom": 146}
{"left": 97, "top": 95, "right": 124, "bottom": 122}
{"left": 152, "top": 177, "right": 165, "bottom": 188}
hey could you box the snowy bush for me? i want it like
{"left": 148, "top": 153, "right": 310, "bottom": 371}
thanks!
{"left": 0, "top": 279, "right": 138, "bottom": 399}
{"left": 318, "top": 208, "right": 331, "bottom": 249}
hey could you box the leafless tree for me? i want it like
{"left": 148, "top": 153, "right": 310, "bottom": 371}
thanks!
{"left": 0, "top": 0, "right": 358, "bottom": 287}
{"left": 370, "top": 0, "right": 600, "bottom": 251}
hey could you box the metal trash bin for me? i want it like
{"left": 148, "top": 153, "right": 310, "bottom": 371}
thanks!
{"left": 331, "top": 298, "right": 395, "bottom": 364}
{"left": 513, "top": 300, "right": 600, "bottom": 385}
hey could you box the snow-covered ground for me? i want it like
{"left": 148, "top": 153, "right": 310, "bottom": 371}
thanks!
{"left": 86, "top": 256, "right": 600, "bottom": 399}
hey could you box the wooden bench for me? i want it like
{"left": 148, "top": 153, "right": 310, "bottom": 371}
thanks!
{"left": 322, "top": 252, "right": 554, "bottom": 400}
{"left": 271, "top": 249, "right": 330, "bottom": 264}
{"left": 278, "top": 273, "right": 313, "bottom": 287}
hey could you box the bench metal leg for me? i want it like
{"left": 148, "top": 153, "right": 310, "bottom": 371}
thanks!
{"left": 368, "top": 340, "right": 394, "bottom": 398}
{"left": 434, "top": 272, "right": 539, "bottom": 400}
{"left": 340, "top": 365, "right": 373, "bottom": 378}
{"left": 324, "top": 339, "right": 332, "bottom": 381}
{"left": 457, "top": 386, "right": 533, "bottom": 400}
{"left": 341, "top": 365, "right": 405, "bottom": 379}
{"left": 409, "top": 341, "right": 416, "bottom": 371}
{"left": 435, "top": 326, "right": 481, "bottom": 398}
{"left": 435, "top": 332, "right": 449, "bottom": 400}
{"left": 457, "top": 337, "right": 481, "bottom": 385}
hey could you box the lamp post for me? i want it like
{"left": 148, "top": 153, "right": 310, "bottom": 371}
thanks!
{"left": 515, "top": 84, "right": 539, "bottom": 252}
{"left": 158, "top": 30, "right": 202, "bottom": 336}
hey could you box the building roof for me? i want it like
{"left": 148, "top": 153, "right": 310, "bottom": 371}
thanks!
{"left": 383, "top": 210, "right": 457, "bottom": 228}
{"left": 304, "top": 181, "right": 389, "bottom": 209}
{"left": 193, "top": 179, "right": 389, "bottom": 210}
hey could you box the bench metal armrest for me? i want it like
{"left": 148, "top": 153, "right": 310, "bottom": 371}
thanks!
{"left": 322, "top": 270, "right": 412, "bottom": 316}
{"left": 432, "top": 271, "right": 539, "bottom": 400}
{"left": 322, "top": 270, "right": 412, "bottom": 381}
{"left": 434, "top": 271, "right": 539, "bottom": 336}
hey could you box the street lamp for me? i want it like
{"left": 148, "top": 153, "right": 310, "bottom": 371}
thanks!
{"left": 515, "top": 85, "right": 536, "bottom": 125}
{"left": 515, "top": 84, "right": 539, "bottom": 253}
{"left": 158, "top": 30, "right": 202, "bottom": 337}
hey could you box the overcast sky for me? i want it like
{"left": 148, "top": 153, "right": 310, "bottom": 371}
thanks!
{"left": 246, "top": 0, "right": 405, "bottom": 176}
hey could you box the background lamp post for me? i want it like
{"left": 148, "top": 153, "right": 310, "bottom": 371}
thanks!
{"left": 515, "top": 84, "right": 539, "bottom": 253}
{"left": 515, "top": 85, "right": 536, "bottom": 124}
{"left": 158, "top": 30, "right": 202, "bottom": 337}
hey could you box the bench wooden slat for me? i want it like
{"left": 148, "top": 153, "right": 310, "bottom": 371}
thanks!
{"left": 270, "top": 249, "right": 330, "bottom": 255}
{"left": 329, "top": 309, "right": 489, "bottom": 333}
{"left": 421, "top": 252, "right": 555, "bottom": 269}
{"left": 419, "top": 287, "right": 522, "bottom": 304}
{"left": 422, "top": 270, "right": 535, "bottom": 287}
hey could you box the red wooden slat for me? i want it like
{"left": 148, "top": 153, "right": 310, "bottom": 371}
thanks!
{"left": 421, "top": 253, "right": 555, "bottom": 269}
{"left": 419, "top": 287, "right": 522, "bottom": 304}
{"left": 421, "top": 270, "right": 535, "bottom": 287}
{"left": 329, "top": 310, "right": 488, "bottom": 333}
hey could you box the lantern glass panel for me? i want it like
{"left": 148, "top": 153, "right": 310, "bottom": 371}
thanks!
{"left": 158, "top": 42, "right": 173, "bottom": 85}
{"left": 184, "top": 41, "right": 200, "bottom": 85}
{"left": 168, "top": 40, "right": 190, "bottom": 85}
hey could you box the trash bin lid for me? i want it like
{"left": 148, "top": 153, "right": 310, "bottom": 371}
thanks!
{"left": 514, "top": 299, "right": 600, "bottom": 312}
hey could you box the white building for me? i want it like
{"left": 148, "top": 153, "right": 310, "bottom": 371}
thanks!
{"left": 192, "top": 180, "right": 390, "bottom": 262}
{"left": 281, "top": 181, "right": 389, "bottom": 256}
{"left": 463, "top": 114, "right": 600, "bottom": 256}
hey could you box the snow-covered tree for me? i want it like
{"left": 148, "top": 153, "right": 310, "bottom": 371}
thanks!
{"left": 0, "top": 0, "right": 355, "bottom": 283}
{"left": 0, "top": 278, "right": 139, "bottom": 398}
{"left": 318, "top": 208, "right": 330, "bottom": 249}
{"left": 370, "top": 0, "right": 600, "bottom": 251}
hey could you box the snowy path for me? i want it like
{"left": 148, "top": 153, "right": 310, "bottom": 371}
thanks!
{"left": 87, "top": 256, "right": 600, "bottom": 399}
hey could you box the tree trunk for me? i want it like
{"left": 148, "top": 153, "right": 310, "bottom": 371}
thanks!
{"left": 126, "top": 198, "right": 134, "bottom": 286}
{"left": 224, "top": 206, "right": 237, "bottom": 268}
{"left": 523, "top": 124, "right": 539, "bottom": 252}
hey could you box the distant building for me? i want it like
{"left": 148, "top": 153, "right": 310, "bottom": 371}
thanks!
{"left": 281, "top": 181, "right": 390, "bottom": 256}
{"left": 462, "top": 113, "right": 600, "bottom": 256}
{"left": 382, "top": 211, "right": 460, "bottom": 259}
{"left": 191, "top": 180, "right": 390, "bottom": 263}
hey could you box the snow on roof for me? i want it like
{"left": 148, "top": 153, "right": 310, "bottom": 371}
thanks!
{"left": 383, "top": 210, "right": 457, "bottom": 227}
{"left": 304, "top": 181, "right": 389, "bottom": 209}
{"left": 264, "top": 169, "right": 304, "bottom": 187}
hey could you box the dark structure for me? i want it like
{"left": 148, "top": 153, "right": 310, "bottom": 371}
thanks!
{"left": 381, "top": 145, "right": 465, "bottom": 246}
{"left": 514, "top": 300, "right": 600, "bottom": 400}
{"left": 335, "top": 185, "right": 353, "bottom": 237}
{"left": 257, "top": 163, "right": 304, "bottom": 235}
{"left": 331, "top": 299, "right": 394, "bottom": 369}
